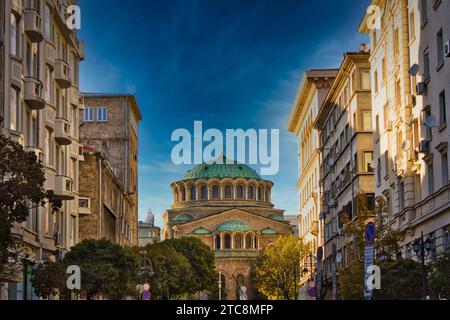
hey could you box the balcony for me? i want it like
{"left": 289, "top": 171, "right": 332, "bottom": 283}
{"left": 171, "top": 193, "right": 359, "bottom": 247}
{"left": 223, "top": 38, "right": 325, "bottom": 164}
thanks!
{"left": 55, "top": 59, "right": 71, "bottom": 89}
{"left": 24, "top": 10, "right": 43, "bottom": 43}
{"left": 10, "top": 58, "right": 23, "bottom": 88}
{"left": 55, "top": 175, "right": 75, "bottom": 201}
{"left": 214, "top": 250, "right": 260, "bottom": 258}
{"left": 45, "top": 41, "right": 56, "bottom": 71}
{"left": 55, "top": 118, "right": 71, "bottom": 145}
{"left": 25, "top": 146, "right": 44, "bottom": 163}
{"left": 69, "top": 86, "right": 79, "bottom": 106}
{"left": 24, "top": 77, "right": 45, "bottom": 110}
{"left": 45, "top": 104, "right": 56, "bottom": 131}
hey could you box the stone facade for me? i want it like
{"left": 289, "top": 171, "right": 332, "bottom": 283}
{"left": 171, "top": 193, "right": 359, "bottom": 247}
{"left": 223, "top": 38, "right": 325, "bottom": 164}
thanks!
{"left": 1, "top": 0, "right": 84, "bottom": 300}
{"left": 359, "top": 0, "right": 450, "bottom": 263}
{"left": 138, "top": 211, "right": 161, "bottom": 246}
{"left": 163, "top": 158, "right": 293, "bottom": 300}
{"left": 314, "top": 49, "right": 374, "bottom": 299}
{"left": 287, "top": 69, "right": 337, "bottom": 286}
{"left": 79, "top": 94, "right": 142, "bottom": 245}
{"left": 78, "top": 151, "right": 135, "bottom": 246}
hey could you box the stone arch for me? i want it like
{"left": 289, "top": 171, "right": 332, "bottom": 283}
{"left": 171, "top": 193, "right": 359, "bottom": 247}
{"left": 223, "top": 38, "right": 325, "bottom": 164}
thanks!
{"left": 232, "top": 232, "right": 244, "bottom": 249}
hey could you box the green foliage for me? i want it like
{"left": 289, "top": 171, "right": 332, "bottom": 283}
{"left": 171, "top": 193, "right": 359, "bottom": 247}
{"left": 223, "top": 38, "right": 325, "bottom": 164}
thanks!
{"left": 255, "top": 235, "right": 310, "bottom": 300}
{"left": 372, "top": 258, "right": 423, "bottom": 300}
{"left": 338, "top": 194, "right": 405, "bottom": 300}
{"left": 31, "top": 261, "right": 66, "bottom": 299}
{"left": 429, "top": 253, "right": 450, "bottom": 299}
{"left": 62, "top": 239, "right": 135, "bottom": 300}
{"left": 162, "top": 237, "right": 217, "bottom": 294}
{"left": 0, "top": 134, "right": 61, "bottom": 271}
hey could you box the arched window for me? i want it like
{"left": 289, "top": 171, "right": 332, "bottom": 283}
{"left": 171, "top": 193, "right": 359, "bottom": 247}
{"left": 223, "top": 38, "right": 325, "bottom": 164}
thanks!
{"left": 236, "top": 274, "right": 245, "bottom": 299}
{"left": 190, "top": 186, "right": 196, "bottom": 201}
{"left": 234, "top": 234, "right": 243, "bottom": 249}
{"left": 200, "top": 185, "right": 208, "bottom": 200}
{"left": 215, "top": 235, "right": 221, "bottom": 250}
{"left": 181, "top": 187, "right": 186, "bottom": 202}
{"left": 225, "top": 185, "right": 233, "bottom": 199}
{"left": 245, "top": 234, "right": 252, "bottom": 249}
{"left": 247, "top": 186, "right": 254, "bottom": 200}
{"left": 257, "top": 187, "right": 262, "bottom": 201}
{"left": 224, "top": 234, "right": 231, "bottom": 249}
{"left": 253, "top": 235, "right": 258, "bottom": 249}
{"left": 236, "top": 185, "right": 244, "bottom": 199}
{"left": 212, "top": 185, "right": 220, "bottom": 199}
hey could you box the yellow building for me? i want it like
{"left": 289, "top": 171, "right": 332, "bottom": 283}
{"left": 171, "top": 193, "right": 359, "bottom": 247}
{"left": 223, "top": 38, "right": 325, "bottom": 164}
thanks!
{"left": 359, "top": 0, "right": 450, "bottom": 263}
{"left": 162, "top": 157, "right": 293, "bottom": 300}
{"left": 287, "top": 69, "right": 337, "bottom": 286}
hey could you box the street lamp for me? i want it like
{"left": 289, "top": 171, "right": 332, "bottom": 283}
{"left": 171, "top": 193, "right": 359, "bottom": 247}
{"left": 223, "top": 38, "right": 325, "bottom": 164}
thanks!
{"left": 410, "top": 231, "right": 434, "bottom": 300}
{"left": 136, "top": 253, "right": 154, "bottom": 300}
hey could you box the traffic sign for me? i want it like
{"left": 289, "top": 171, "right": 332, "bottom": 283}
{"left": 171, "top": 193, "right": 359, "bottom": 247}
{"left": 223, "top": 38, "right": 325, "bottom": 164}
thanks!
{"left": 364, "top": 244, "right": 375, "bottom": 299}
{"left": 365, "top": 222, "right": 376, "bottom": 243}
{"left": 142, "top": 290, "right": 151, "bottom": 300}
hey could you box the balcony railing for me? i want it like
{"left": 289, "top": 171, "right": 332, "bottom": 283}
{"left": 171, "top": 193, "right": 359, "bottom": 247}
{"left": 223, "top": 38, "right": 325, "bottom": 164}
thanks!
{"left": 214, "top": 250, "right": 260, "bottom": 258}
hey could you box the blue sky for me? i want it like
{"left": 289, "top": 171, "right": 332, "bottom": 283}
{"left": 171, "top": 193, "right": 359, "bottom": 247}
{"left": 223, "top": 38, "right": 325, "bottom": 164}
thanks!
{"left": 77, "top": 0, "right": 369, "bottom": 227}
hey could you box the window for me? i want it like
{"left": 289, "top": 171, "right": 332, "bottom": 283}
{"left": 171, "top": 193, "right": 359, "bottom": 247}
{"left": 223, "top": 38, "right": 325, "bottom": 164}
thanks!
{"left": 374, "top": 70, "right": 378, "bottom": 94}
{"left": 375, "top": 115, "right": 380, "bottom": 139}
{"left": 236, "top": 185, "right": 244, "bottom": 199}
{"left": 44, "top": 67, "right": 51, "bottom": 102}
{"left": 215, "top": 235, "right": 221, "bottom": 250}
{"left": 409, "top": 12, "right": 415, "bottom": 42}
{"left": 258, "top": 187, "right": 262, "bottom": 201}
{"left": 84, "top": 107, "right": 94, "bottom": 122}
{"left": 394, "top": 28, "right": 400, "bottom": 57}
{"left": 442, "top": 153, "right": 449, "bottom": 186}
{"left": 437, "top": 29, "right": 444, "bottom": 67}
{"left": 360, "top": 69, "right": 371, "bottom": 90}
{"left": 399, "top": 181, "right": 405, "bottom": 211}
{"left": 424, "top": 49, "right": 430, "bottom": 80}
{"left": 382, "top": 58, "right": 386, "bottom": 82}
{"left": 212, "top": 185, "right": 220, "bottom": 199}
{"left": 421, "top": 0, "right": 428, "bottom": 25}
{"left": 97, "top": 107, "right": 108, "bottom": 122}
{"left": 200, "top": 185, "right": 207, "bottom": 200}
{"left": 45, "top": 129, "right": 54, "bottom": 166}
{"left": 428, "top": 161, "right": 435, "bottom": 194}
{"left": 364, "top": 151, "right": 374, "bottom": 172}
{"left": 377, "top": 158, "right": 382, "bottom": 185}
{"left": 440, "top": 90, "right": 447, "bottom": 127}
{"left": 10, "top": 88, "right": 20, "bottom": 131}
{"left": 44, "top": 5, "right": 52, "bottom": 41}
{"left": 247, "top": 186, "right": 254, "bottom": 200}
{"left": 10, "top": 13, "right": 19, "bottom": 56}
{"left": 190, "top": 186, "right": 196, "bottom": 201}
{"left": 424, "top": 108, "right": 433, "bottom": 139}
{"left": 362, "top": 110, "right": 372, "bottom": 131}
{"left": 234, "top": 234, "right": 242, "bottom": 249}
{"left": 224, "top": 185, "right": 232, "bottom": 199}
{"left": 395, "top": 79, "right": 401, "bottom": 107}
{"left": 224, "top": 234, "right": 231, "bottom": 249}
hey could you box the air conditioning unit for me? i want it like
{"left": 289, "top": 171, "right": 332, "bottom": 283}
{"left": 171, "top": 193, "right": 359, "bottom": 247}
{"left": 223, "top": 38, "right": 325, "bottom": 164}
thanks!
{"left": 419, "top": 140, "right": 429, "bottom": 154}
{"left": 416, "top": 82, "right": 426, "bottom": 95}
{"left": 445, "top": 40, "right": 450, "bottom": 57}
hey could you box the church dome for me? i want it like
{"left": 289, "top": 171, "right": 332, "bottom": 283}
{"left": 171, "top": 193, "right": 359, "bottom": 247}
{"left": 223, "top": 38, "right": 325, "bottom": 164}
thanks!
{"left": 182, "top": 156, "right": 261, "bottom": 181}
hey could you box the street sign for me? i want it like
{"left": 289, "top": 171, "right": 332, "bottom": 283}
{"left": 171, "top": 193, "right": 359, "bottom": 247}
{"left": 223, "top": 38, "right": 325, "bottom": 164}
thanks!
{"left": 365, "top": 222, "right": 376, "bottom": 243}
{"left": 364, "top": 244, "right": 375, "bottom": 299}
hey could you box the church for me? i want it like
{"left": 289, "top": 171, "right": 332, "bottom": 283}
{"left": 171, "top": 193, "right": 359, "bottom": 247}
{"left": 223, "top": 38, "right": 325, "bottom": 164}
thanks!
{"left": 162, "top": 157, "right": 293, "bottom": 299}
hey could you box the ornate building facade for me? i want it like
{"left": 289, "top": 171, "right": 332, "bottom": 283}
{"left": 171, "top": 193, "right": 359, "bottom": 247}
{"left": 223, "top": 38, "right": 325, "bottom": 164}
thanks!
{"left": 162, "top": 157, "right": 293, "bottom": 300}
{"left": 1, "top": 0, "right": 84, "bottom": 300}
{"left": 287, "top": 69, "right": 337, "bottom": 286}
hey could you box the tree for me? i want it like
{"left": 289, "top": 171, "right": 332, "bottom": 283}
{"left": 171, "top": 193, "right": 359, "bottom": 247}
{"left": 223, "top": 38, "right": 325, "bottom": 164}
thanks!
{"left": 162, "top": 237, "right": 217, "bottom": 295}
{"left": 31, "top": 261, "right": 66, "bottom": 299}
{"left": 0, "top": 134, "right": 61, "bottom": 279}
{"left": 429, "top": 253, "right": 450, "bottom": 299}
{"left": 255, "top": 235, "right": 310, "bottom": 300}
{"left": 61, "top": 239, "right": 134, "bottom": 300}
{"left": 338, "top": 194, "right": 405, "bottom": 300}
{"left": 138, "top": 243, "right": 193, "bottom": 300}
{"left": 372, "top": 258, "right": 423, "bottom": 300}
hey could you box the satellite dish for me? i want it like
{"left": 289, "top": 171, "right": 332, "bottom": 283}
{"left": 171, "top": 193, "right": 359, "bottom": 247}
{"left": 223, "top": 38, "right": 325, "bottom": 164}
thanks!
{"left": 370, "top": 160, "right": 378, "bottom": 169}
{"left": 402, "top": 140, "right": 411, "bottom": 152}
{"left": 424, "top": 115, "right": 436, "bottom": 128}
{"left": 328, "top": 158, "right": 335, "bottom": 167}
{"left": 409, "top": 64, "right": 420, "bottom": 76}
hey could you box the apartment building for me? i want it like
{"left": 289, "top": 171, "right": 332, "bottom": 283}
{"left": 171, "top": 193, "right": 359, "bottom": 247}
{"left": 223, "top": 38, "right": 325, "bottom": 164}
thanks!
{"left": 79, "top": 93, "right": 142, "bottom": 246}
{"left": 314, "top": 49, "right": 373, "bottom": 299}
{"left": 287, "top": 69, "right": 337, "bottom": 287}
{"left": 359, "top": 0, "right": 450, "bottom": 263}
{"left": 0, "top": 0, "right": 84, "bottom": 300}
{"left": 78, "top": 149, "right": 136, "bottom": 246}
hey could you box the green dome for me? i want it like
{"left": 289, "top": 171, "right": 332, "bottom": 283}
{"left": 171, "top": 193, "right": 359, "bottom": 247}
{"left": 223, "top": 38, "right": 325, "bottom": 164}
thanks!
{"left": 192, "top": 228, "right": 212, "bottom": 235}
{"left": 217, "top": 221, "right": 252, "bottom": 232}
{"left": 173, "top": 214, "right": 194, "bottom": 222}
{"left": 260, "top": 228, "right": 277, "bottom": 235}
{"left": 182, "top": 156, "right": 261, "bottom": 181}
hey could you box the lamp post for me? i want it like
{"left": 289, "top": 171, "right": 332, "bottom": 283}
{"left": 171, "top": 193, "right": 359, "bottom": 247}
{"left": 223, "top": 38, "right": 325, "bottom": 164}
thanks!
{"left": 411, "top": 231, "right": 434, "bottom": 300}
{"left": 218, "top": 271, "right": 222, "bottom": 301}
{"left": 137, "top": 253, "right": 154, "bottom": 300}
